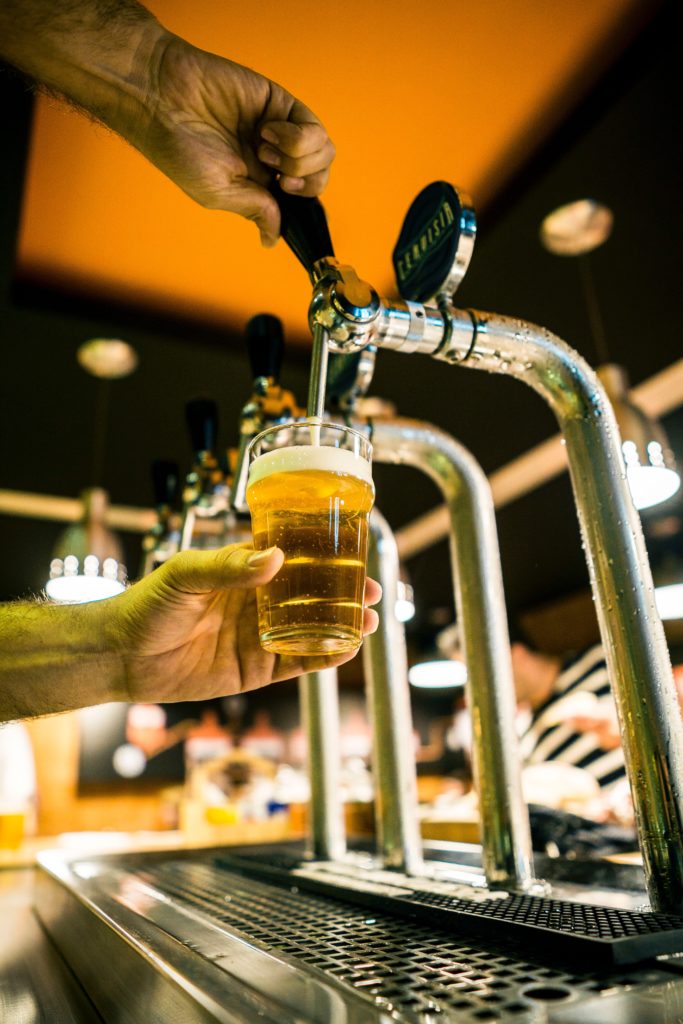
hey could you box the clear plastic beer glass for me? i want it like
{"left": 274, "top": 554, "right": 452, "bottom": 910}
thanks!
{"left": 246, "top": 420, "right": 374, "bottom": 656}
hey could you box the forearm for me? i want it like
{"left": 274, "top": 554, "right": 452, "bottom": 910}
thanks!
{"left": 0, "top": 600, "right": 125, "bottom": 722}
{"left": 0, "top": 0, "right": 168, "bottom": 140}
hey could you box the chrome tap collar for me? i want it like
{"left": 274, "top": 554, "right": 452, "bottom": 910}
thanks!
{"left": 309, "top": 258, "right": 380, "bottom": 351}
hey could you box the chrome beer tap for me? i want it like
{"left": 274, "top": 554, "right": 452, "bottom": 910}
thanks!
{"left": 275, "top": 187, "right": 532, "bottom": 885}
{"left": 330, "top": 348, "right": 534, "bottom": 887}
{"left": 179, "top": 398, "right": 231, "bottom": 551}
{"left": 230, "top": 313, "right": 303, "bottom": 513}
{"left": 140, "top": 459, "right": 181, "bottom": 575}
{"left": 273, "top": 182, "right": 380, "bottom": 420}
{"left": 277, "top": 182, "right": 683, "bottom": 913}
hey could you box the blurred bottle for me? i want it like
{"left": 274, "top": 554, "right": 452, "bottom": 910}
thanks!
{"left": 0, "top": 722, "right": 37, "bottom": 849}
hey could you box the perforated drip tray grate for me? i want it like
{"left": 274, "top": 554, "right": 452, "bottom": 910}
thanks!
{"left": 212, "top": 846, "right": 683, "bottom": 967}
{"left": 131, "top": 855, "right": 682, "bottom": 1023}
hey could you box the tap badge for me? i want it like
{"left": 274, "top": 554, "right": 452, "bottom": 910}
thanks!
{"left": 393, "top": 182, "right": 465, "bottom": 303}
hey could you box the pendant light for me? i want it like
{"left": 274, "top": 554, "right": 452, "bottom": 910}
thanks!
{"left": 45, "top": 339, "right": 137, "bottom": 604}
{"left": 653, "top": 547, "right": 683, "bottom": 622}
{"left": 408, "top": 621, "right": 467, "bottom": 690}
{"left": 540, "top": 199, "right": 680, "bottom": 511}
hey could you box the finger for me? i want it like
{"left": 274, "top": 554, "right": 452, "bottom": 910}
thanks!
{"left": 279, "top": 167, "right": 331, "bottom": 198}
{"left": 364, "top": 578, "right": 382, "bottom": 607}
{"left": 163, "top": 544, "right": 284, "bottom": 594}
{"left": 258, "top": 138, "right": 336, "bottom": 180}
{"left": 219, "top": 179, "right": 281, "bottom": 247}
{"left": 261, "top": 116, "right": 331, "bottom": 159}
{"left": 363, "top": 607, "right": 380, "bottom": 635}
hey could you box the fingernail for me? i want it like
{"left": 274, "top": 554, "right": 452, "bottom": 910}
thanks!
{"left": 259, "top": 145, "right": 280, "bottom": 168}
{"left": 259, "top": 231, "right": 278, "bottom": 249}
{"left": 247, "top": 546, "right": 277, "bottom": 566}
{"left": 281, "top": 176, "right": 304, "bottom": 192}
{"left": 261, "top": 127, "right": 279, "bottom": 145}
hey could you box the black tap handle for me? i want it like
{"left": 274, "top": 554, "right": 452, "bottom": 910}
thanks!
{"left": 151, "top": 459, "right": 180, "bottom": 507}
{"left": 271, "top": 180, "right": 334, "bottom": 277}
{"left": 246, "top": 314, "right": 284, "bottom": 382}
{"left": 185, "top": 397, "right": 219, "bottom": 454}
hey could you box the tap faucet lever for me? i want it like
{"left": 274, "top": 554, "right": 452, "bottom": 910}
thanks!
{"left": 230, "top": 314, "right": 300, "bottom": 512}
{"left": 246, "top": 313, "right": 284, "bottom": 386}
{"left": 272, "top": 180, "right": 335, "bottom": 280}
{"left": 185, "top": 397, "right": 220, "bottom": 460}
{"left": 140, "top": 459, "right": 181, "bottom": 575}
{"left": 151, "top": 459, "right": 180, "bottom": 509}
{"left": 180, "top": 397, "right": 228, "bottom": 549}
{"left": 271, "top": 182, "right": 341, "bottom": 418}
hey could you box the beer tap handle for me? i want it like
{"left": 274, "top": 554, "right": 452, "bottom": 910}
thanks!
{"left": 151, "top": 459, "right": 179, "bottom": 509}
{"left": 246, "top": 314, "right": 284, "bottom": 383}
{"left": 270, "top": 184, "right": 336, "bottom": 418}
{"left": 185, "top": 397, "right": 219, "bottom": 456}
{"left": 271, "top": 180, "right": 335, "bottom": 279}
{"left": 392, "top": 181, "right": 476, "bottom": 304}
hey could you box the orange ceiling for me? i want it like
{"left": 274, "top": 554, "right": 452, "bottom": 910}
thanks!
{"left": 16, "top": 0, "right": 651, "bottom": 345}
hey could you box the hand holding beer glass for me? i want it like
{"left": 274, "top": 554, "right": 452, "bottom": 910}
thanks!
{"left": 246, "top": 421, "right": 374, "bottom": 656}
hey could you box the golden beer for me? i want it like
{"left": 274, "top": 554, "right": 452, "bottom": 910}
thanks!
{"left": 247, "top": 425, "right": 374, "bottom": 655}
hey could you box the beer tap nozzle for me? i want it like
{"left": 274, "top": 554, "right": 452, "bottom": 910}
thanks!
{"left": 271, "top": 184, "right": 380, "bottom": 419}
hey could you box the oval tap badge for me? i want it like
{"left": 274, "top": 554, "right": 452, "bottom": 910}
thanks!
{"left": 392, "top": 182, "right": 476, "bottom": 303}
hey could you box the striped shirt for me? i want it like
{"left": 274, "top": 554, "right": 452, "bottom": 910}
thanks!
{"left": 518, "top": 645, "right": 626, "bottom": 791}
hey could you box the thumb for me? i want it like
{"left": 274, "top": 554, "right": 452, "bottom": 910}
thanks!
{"left": 223, "top": 179, "right": 281, "bottom": 247}
{"left": 163, "top": 545, "right": 283, "bottom": 594}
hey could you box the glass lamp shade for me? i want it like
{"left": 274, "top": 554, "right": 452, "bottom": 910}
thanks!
{"left": 539, "top": 199, "right": 613, "bottom": 256}
{"left": 46, "top": 554, "right": 125, "bottom": 603}
{"left": 395, "top": 579, "right": 416, "bottom": 622}
{"left": 45, "top": 488, "right": 126, "bottom": 603}
{"left": 408, "top": 657, "right": 467, "bottom": 689}
{"left": 597, "top": 364, "right": 680, "bottom": 511}
{"left": 653, "top": 554, "right": 683, "bottom": 621}
{"left": 655, "top": 583, "right": 683, "bottom": 621}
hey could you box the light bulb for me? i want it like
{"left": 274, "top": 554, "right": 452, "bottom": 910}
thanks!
{"left": 626, "top": 465, "right": 680, "bottom": 511}
{"left": 654, "top": 583, "right": 683, "bottom": 621}
{"left": 45, "top": 574, "right": 125, "bottom": 603}
{"left": 408, "top": 659, "right": 467, "bottom": 689}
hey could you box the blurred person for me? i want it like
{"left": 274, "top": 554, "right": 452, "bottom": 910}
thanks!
{"left": 240, "top": 710, "right": 286, "bottom": 762}
{"left": 512, "top": 642, "right": 626, "bottom": 796}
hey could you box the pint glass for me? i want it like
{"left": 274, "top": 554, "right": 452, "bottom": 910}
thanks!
{"left": 246, "top": 421, "right": 374, "bottom": 656}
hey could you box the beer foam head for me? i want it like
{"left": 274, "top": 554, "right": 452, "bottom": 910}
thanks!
{"left": 248, "top": 443, "right": 373, "bottom": 488}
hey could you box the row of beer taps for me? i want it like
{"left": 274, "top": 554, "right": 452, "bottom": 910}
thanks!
{"left": 141, "top": 182, "right": 683, "bottom": 915}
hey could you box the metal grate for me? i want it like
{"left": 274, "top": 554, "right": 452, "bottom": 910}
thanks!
{"left": 214, "top": 848, "right": 683, "bottom": 966}
{"left": 132, "top": 857, "right": 671, "bottom": 1023}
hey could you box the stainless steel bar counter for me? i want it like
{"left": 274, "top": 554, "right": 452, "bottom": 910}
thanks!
{"left": 17, "top": 842, "right": 683, "bottom": 1023}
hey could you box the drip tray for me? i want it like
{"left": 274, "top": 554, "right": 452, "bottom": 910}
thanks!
{"left": 217, "top": 845, "right": 683, "bottom": 966}
{"left": 36, "top": 845, "right": 683, "bottom": 1024}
